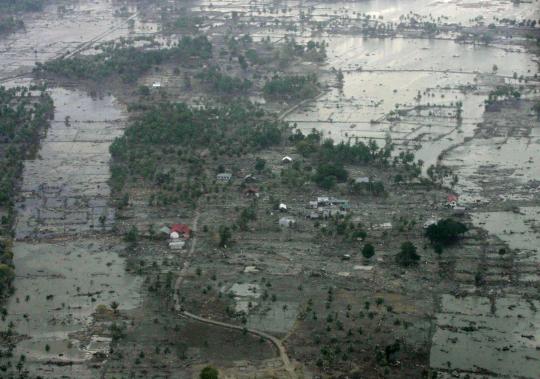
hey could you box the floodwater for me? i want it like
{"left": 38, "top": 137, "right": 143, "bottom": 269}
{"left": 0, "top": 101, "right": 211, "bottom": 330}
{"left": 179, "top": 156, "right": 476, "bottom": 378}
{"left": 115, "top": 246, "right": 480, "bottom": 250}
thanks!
{"left": 287, "top": 36, "right": 537, "bottom": 170}
{"left": 0, "top": 1, "right": 147, "bottom": 377}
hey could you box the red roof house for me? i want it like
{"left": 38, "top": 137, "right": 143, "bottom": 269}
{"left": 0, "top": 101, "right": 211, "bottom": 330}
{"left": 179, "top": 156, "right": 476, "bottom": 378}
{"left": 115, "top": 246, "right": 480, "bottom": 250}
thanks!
{"left": 447, "top": 194, "right": 458, "bottom": 203}
{"left": 170, "top": 224, "right": 192, "bottom": 239}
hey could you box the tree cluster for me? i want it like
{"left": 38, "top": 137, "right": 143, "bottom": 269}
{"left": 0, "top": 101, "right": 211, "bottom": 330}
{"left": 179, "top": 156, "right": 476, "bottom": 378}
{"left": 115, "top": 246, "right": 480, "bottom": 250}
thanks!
{"left": 425, "top": 218, "right": 467, "bottom": 249}
{"left": 263, "top": 74, "right": 319, "bottom": 101}
{"left": 34, "top": 36, "right": 213, "bottom": 83}
{"left": 195, "top": 66, "right": 252, "bottom": 94}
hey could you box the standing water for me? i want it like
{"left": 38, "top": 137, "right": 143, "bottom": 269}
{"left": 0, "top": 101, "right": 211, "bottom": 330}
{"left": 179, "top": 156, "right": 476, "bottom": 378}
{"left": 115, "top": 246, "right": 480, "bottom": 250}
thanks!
{"left": 0, "top": 2, "right": 146, "bottom": 377}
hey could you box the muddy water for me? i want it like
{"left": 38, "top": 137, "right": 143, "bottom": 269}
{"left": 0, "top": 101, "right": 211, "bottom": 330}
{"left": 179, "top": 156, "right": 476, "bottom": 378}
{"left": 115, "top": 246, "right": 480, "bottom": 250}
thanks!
{"left": 287, "top": 36, "right": 536, "bottom": 170}
{"left": 0, "top": 2, "right": 146, "bottom": 377}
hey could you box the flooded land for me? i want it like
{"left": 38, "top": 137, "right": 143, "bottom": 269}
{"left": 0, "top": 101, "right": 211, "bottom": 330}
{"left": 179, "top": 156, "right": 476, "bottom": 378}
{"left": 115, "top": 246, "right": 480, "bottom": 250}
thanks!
{"left": 0, "top": 0, "right": 539, "bottom": 378}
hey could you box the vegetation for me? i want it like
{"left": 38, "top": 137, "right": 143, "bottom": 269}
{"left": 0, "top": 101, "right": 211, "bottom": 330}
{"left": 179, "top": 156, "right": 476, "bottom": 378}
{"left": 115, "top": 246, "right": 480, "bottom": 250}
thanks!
{"left": 196, "top": 66, "right": 252, "bottom": 94}
{"left": 110, "top": 101, "right": 286, "bottom": 205}
{"left": 34, "top": 36, "right": 213, "bottom": 83}
{"left": 313, "top": 163, "right": 348, "bottom": 189}
{"left": 484, "top": 85, "right": 521, "bottom": 109}
{"left": 396, "top": 241, "right": 420, "bottom": 266}
{"left": 200, "top": 366, "right": 219, "bottom": 379}
{"left": 0, "top": 86, "right": 53, "bottom": 210}
{"left": 274, "top": 38, "right": 327, "bottom": 66}
{"left": 263, "top": 74, "right": 319, "bottom": 101}
{"left": 0, "top": 86, "right": 52, "bottom": 299}
{"left": 0, "top": 16, "right": 23, "bottom": 35}
{"left": 288, "top": 130, "right": 418, "bottom": 190}
{"left": 362, "top": 243, "right": 375, "bottom": 260}
{"left": 426, "top": 218, "right": 467, "bottom": 247}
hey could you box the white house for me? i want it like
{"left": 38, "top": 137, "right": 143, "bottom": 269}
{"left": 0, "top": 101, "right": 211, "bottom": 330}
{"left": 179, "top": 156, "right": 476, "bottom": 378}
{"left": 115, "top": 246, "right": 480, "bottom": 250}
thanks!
{"left": 355, "top": 177, "right": 370, "bottom": 184}
{"left": 282, "top": 156, "right": 293, "bottom": 164}
{"left": 169, "top": 240, "right": 185, "bottom": 250}
{"left": 216, "top": 173, "right": 232, "bottom": 182}
{"left": 279, "top": 203, "right": 287, "bottom": 211}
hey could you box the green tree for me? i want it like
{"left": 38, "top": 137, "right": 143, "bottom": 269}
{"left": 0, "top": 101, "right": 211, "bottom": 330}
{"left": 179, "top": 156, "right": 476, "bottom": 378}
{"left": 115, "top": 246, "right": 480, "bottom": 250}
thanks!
{"left": 396, "top": 241, "right": 420, "bottom": 266}
{"left": 362, "top": 244, "right": 375, "bottom": 260}
{"left": 426, "top": 219, "right": 467, "bottom": 246}
{"left": 124, "top": 225, "right": 139, "bottom": 243}
{"left": 255, "top": 157, "right": 266, "bottom": 172}
{"left": 218, "top": 226, "right": 232, "bottom": 248}
{"left": 200, "top": 366, "right": 219, "bottom": 379}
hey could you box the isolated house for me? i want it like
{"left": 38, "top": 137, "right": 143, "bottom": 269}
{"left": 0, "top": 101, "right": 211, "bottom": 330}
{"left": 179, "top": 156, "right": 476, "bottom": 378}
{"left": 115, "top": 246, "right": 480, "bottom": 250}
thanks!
{"left": 282, "top": 156, "right": 293, "bottom": 164}
{"left": 216, "top": 173, "right": 232, "bottom": 182}
{"left": 279, "top": 203, "right": 287, "bottom": 212}
{"left": 446, "top": 194, "right": 458, "bottom": 208}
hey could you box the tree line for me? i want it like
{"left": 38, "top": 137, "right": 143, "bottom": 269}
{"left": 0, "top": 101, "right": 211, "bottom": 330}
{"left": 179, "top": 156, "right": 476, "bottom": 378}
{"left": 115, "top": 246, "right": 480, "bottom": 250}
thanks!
{"left": 34, "top": 36, "right": 213, "bottom": 83}
{"left": 0, "top": 85, "right": 53, "bottom": 299}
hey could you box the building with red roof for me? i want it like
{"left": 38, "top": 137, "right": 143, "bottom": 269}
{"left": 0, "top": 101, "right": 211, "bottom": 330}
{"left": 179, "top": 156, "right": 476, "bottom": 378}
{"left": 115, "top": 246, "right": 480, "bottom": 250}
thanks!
{"left": 170, "top": 224, "right": 192, "bottom": 239}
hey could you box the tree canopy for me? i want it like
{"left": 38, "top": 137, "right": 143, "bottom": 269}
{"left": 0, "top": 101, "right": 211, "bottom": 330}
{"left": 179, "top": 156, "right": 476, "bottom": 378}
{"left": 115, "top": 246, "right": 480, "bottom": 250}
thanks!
{"left": 396, "top": 241, "right": 420, "bottom": 266}
{"left": 34, "top": 36, "right": 213, "bottom": 83}
{"left": 426, "top": 218, "right": 467, "bottom": 246}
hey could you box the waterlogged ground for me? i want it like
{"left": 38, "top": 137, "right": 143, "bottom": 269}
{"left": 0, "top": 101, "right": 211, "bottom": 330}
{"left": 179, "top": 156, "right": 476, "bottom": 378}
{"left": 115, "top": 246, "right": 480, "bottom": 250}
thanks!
{"left": 0, "top": 85, "right": 143, "bottom": 376}
{"left": 15, "top": 88, "right": 125, "bottom": 239}
{"left": 5, "top": 239, "right": 141, "bottom": 377}
{"left": 288, "top": 36, "right": 537, "bottom": 169}
{"left": 0, "top": 1, "right": 147, "bottom": 376}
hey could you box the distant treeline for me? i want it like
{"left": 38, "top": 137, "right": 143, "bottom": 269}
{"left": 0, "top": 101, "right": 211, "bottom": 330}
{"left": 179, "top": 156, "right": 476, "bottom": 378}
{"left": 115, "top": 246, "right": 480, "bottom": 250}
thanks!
{"left": 34, "top": 36, "right": 213, "bottom": 83}
{"left": 0, "top": 85, "right": 53, "bottom": 299}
